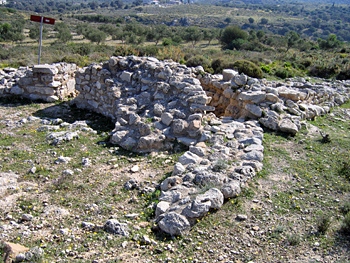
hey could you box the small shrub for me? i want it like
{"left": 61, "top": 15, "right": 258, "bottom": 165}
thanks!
{"left": 114, "top": 45, "right": 140, "bottom": 56}
{"left": 340, "top": 200, "right": 350, "bottom": 215}
{"left": 260, "top": 64, "right": 271, "bottom": 73}
{"left": 61, "top": 54, "right": 89, "bottom": 67}
{"left": 156, "top": 46, "right": 184, "bottom": 62}
{"left": 275, "top": 67, "right": 295, "bottom": 79}
{"left": 337, "top": 65, "right": 350, "bottom": 80}
{"left": 68, "top": 43, "right": 92, "bottom": 56}
{"left": 212, "top": 159, "right": 228, "bottom": 172}
{"left": 137, "top": 45, "right": 160, "bottom": 57}
{"left": 286, "top": 233, "right": 300, "bottom": 246}
{"left": 340, "top": 212, "right": 350, "bottom": 235}
{"left": 186, "top": 55, "right": 213, "bottom": 73}
{"left": 231, "top": 60, "right": 263, "bottom": 78}
{"left": 270, "top": 225, "right": 285, "bottom": 239}
{"left": 162, "top": 38, "right": 173, "bottom": 46}
{"left": 316, "top": 213, "right": 331, "bottom": 235}
{"left": 339, "top": 161, "right": 350, "bottom": 181}
{"left": 211, "top": 58, "right": 225, "bottom": 73}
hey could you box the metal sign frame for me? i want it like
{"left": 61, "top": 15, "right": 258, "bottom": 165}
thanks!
{"left": 30, "top": 15, "right": 56, "bottom": 64}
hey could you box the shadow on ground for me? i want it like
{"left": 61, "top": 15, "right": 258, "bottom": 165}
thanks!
{"left": 33, "top": 102, "right": 115, "bottom": 133}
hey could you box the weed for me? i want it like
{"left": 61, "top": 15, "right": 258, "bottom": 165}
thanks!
{"left": 316, "top": 213, "right": 332, "bottom": 235}
{"left": 340, "top": 200, "right": 350, "bottom": 216}
{"left": 270, "top": 225, "right": 286, "bottom": 239}
{"left": 212, "top": 159, "right": 228, "bottom": 172}
{"left": 339, "top": 161, "right": 350, "bottom": 181}
{"left": 286, "top": 233, "right": 301, "bottom": 246}
{"left": 340, "top": 212, "right": 350, "bottom": 236}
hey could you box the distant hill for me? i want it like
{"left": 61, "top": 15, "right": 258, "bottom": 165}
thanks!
{"left": 196, "top": 0, "right": 350, "bottom": 4}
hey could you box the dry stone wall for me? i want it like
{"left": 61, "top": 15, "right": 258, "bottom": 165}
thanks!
{"left": 200, "top": 69, "right": 350, "bottom": 135}
{"left": 73, "top": 56, "right": 212, "bottom": 152}
{"left": 72, "top": 56, "right": 349, "bottom": 235}
{"left": 0, "top": 63, "right": 76, "bottom": 102}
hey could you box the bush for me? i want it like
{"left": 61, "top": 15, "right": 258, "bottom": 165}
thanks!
{"left": 340, "top": 212, "right": 350, "bottom": 235}
{"left": 162, "top": 38, "right": 173, "bottom": 46}
{"left": 231, "top": 60, "right": 263, "bottom": 78}
{"left": 260, "top": 64, "right": 271, "bottom": 73}
{"left": 275, "top": 67, "right": 295, "bottom": 79}
{"left": 316, "top": 213, "right": 331, "bottom": 235}
{"left": 212, "top": 159, "right": 228, "bottom": 172}
{"left": 61, "top": 54, "right": 89, "bottom": 67}
{"left": 137, "top": 45, "right": 160, "bottom": 57}
{"left": 308, "top": 63, "right": 340, "bottom": 79}
{"left": 339, "top": 161, "right": 350, "bottom": 181}
{"left": 68, "top": 43, "right": 92, "bottom": 56}
{"left": 286, "top": 233, "right": 300, "bottom": 246}
{"left": 211, "top": 58, "right": 225, "bottom": 74}
{"left": 340, "top": 200, "right": 350, "bottom": 216}
{"left": 186, "top": 55, "right": 213, "bottom": 73}
{"left": 113, "top": 45, "right": 140, "bottom": 56}
{"left": 337, "top": 65, "right": 350, "bottom": 80}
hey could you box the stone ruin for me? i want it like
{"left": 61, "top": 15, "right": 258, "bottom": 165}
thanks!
{"left": 0, "top": 63, "right": 76, "bottom": 102}
{"left": 1, "top": 56, "right": 350, "bottom": 235}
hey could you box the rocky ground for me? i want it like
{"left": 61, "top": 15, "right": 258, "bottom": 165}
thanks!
{"left": 0, "top": 97, "right": 350, "bottom": 263}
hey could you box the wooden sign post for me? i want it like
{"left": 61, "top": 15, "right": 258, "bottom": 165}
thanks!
{"left": 30, "top": 15, "right": 55, "bottom": 64}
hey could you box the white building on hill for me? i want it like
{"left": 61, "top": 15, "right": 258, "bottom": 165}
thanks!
{"left": 0, "top": 0, "right": 7, "bottom": 5}
{"left": 143, "top": 0, "right": 159, "bottom": 5}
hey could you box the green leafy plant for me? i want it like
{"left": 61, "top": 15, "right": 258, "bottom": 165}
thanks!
{"left": 231, "top": 60, "right": 263, "bottom": 78}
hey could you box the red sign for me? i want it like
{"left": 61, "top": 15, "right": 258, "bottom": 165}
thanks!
{"left": 30, "top": 15, "right": 55, "bottom": 25}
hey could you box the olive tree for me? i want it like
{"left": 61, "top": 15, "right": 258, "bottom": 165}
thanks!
{"left": 220, "top": 25, "right": 248, "bottom": 50}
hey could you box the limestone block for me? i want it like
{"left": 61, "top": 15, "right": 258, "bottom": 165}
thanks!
{"left": 160, "top": 176, "right": 183, "bottom": 191}
{"left": 110, "top": 130, "right": 129, "bottom": 144}
{"left": 279, "top": 89, "right": 305, "bottom": 101}
{"left": 47, "top": 81, "right": 62, "bottom": 88}
{"left": 177, "top": 137, "right": 197, "bottom": 146}
{"left": 182, "top": 199, "right": 211, "bottom": 219}
{"left": 222, "top": 69, "right": 238, "bottom": 81}
{"left": 196, "top": 188, "right": 224, "bottom": 209}
{"left": 265, "top": 93, "right": 280, "bottom": 103}
{"left": 137, "top": 134, "right": 167, "bottom": 152}
{"left": 232, "top": 74, "right": 248, "bottom": 86}
{"left": 241, "top": 150, "right": 264, "bottom": 162}
{"left": 46, "top": 96, "right": 59, "bottom": 102}
{"left": 278, "top": 118, "right": 299, "bottom": 135}
{"left": 120, "top": 137, "right": 137, "bottom": 150}
{"left": 10, "top": 85, "right": 23, "bottom": 95}
{"left": 245, "top": 103, "right": 262, "bottom": 118}
{"left": 221, "top": 181, "right": 241, "bottom": 199}
{"left": 33, "top": 64, "right": 58, "bottom": 75}
{"left": 238, "top": 91, "right": 266, "bottom": 104}
{"left": 158, "top": 212, "right": 191, "bottom": 236}
{"left": 159, "top": 190, "right": 182, "bottom": 203}
{"left": 172, "top": 162, "right": 186, "bottom": 176}
{"left": 104, "top": 219, "right": 129, "bottom": 236}
{"left": 172, "top": 119, "right": 188, "bottom": 135}
{"left": 155, "top": 201, "right": 170, "bottom": 218}
{"left": 161, "top": 112, "right": 174, "bottom": 126}
{"left": 120, "top": 71, "right": 133, "bottom": 82}
{"left": 223, "top": 88, "right": 234, "bottom": 98}
{"left": 87, "top": 99, "right": 99, "bottom": 109}
{"left": 178, "top": 151, "right": 202, "bottom": 165}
